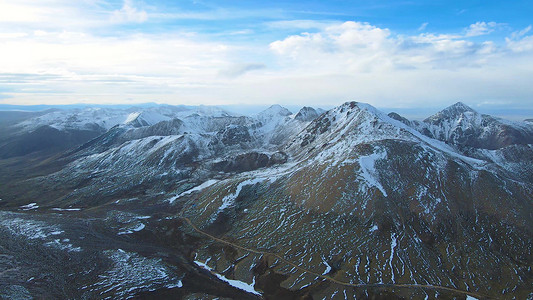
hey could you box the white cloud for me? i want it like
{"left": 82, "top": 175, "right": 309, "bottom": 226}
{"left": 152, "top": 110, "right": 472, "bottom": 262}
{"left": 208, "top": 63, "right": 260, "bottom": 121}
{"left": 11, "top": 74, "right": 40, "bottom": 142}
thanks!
{"left": 270, "top": 32, "right": 327, "bottom": 57}
{"left": 506, "top": 36, "right": 533, "bottom": 52}
{"left": 0, "top": 29, "right": 238, "bottom": 105}
{"left": 465, "top": 21, "right": 501, "bottom": 37}
{"left": 269, "top": 21, "right": 491, "bottom": 73}
{"left": 267, "top": 20, "right": 335, "bottom": 30}
{"left": 263, "top": 21, "right": 533, "bottom": 108}
{"left": 0, "top": 32, "right": 28, "bottom": 39}
{"left": 268, "top": 21, "right": 392, "bottom": 57}
{"left": 326, "top": 21, "right": 391, "bottom": 50}
{"left": 111, "top": 0, "right": 148, "bottom": 23}
{"left": 504, "top": 25, "right": 533, "bottom": 52}
{"left": 418, "top": 22, "right": 428, "bottom": 31}
{"left": 0, "top": 0, "right": 151, "bottom": 31}
{"left": 219, "top": 63, "right": 266, "bottom": 78}
{"left": 225, "top": 29, "right": 254, "bottom": 35}
{"left": 1, "top": 2, "right": 532, "bottom": 110}
{"left": 0, "top": 1, "right": 49, "bottom": 23}
{"left": 270, "top": 22, "right": 394, "bottom": 73}
{"left": 511, "top": 25, "right": 532, "bottom": 39}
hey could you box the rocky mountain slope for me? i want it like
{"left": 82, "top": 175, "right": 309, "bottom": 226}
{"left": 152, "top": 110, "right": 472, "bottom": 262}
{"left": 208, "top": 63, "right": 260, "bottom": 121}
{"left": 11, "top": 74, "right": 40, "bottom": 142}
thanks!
{"left": 389, "top": 102, "right": 533, "bottom": 150}
{"left": 0, "top": 101, "right": 531, "bottom": 299}
{"left": 182, "top": 102, "right": 533, "bottom": 299}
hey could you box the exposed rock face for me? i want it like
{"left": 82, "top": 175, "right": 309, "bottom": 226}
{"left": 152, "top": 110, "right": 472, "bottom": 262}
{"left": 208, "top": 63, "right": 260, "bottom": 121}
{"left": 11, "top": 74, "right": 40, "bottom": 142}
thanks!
{"left": 387, "top": 112, "right": 411, "bottom": 126}
{"left": 269, "top": 151, "right": 289, "bottom": 165}
{"left": 217, "top": 125, "right": 252, "bottom": 146}
{"left": 212, "top": 151, "right": 288, "bottom": 173}
{"left": 294, "top": 107, "right": 319, "bottom": 122}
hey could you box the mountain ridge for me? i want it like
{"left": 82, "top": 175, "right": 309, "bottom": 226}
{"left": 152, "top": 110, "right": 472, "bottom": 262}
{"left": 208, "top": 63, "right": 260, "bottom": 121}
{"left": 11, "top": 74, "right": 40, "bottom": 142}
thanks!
{"left": 0, "top": 100, "right": 531, "bottom": 299}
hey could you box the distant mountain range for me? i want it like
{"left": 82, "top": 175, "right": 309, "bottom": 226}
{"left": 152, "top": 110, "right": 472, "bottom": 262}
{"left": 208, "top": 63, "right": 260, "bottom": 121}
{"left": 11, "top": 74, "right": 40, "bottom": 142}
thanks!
{"left": 0, "top": 101, "right": 531, "bottom": 299}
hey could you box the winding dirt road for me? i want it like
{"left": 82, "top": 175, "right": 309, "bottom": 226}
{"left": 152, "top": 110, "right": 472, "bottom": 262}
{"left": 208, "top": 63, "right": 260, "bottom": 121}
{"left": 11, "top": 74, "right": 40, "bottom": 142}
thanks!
{"left": 181, "top": 217, "right": 490, "bottom": 299}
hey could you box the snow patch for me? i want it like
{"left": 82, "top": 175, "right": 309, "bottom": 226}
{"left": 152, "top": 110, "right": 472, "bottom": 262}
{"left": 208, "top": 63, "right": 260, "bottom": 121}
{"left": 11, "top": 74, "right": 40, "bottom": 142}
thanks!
{"left": 133, "top": 223, "right": 145, "bottom": 231}
{"left": 168, "top": 179, "right": 219, "bottom": 204}
{"left": 51, "top": 208, "right": 82, "bottom": 211}
{"left": 124, "top": 112, "right": 141, "bottom": 124}
{"left": 118, "top": 223, "right": 145, "bottom": 235}
{"left": 321, "top": 256, "right": 332, "bottom": 275}
{"left": 20, "top": 203, "right": 38, "bottom": 210}
{"left": 218, "top": 177, "right": 272, "bottom": 213}
{"left": 166, "top": 280, "right": 183, "bottom": 289}
{"left": 44, "top": 238, "right": 82, "bottom": 252}
{"left": 358, "top": 150, "right": 388, "bottom": 197}
{"left": 194, "top": 259, "right": 261, "bottom": 296}
{"left": 389, "top": 233, "right": 397, "bottom": 283}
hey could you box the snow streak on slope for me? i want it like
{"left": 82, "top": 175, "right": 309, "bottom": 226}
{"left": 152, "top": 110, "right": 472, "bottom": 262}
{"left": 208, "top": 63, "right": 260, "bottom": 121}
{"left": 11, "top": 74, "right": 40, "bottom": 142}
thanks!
{"left": 194, "top": 259, "right": 261, "bottom": 296}
{"left": 389, "top": 233, "right": 398, "bottom": 282}
{"left": 123, "top": 111, "right": 171, "bottom": 127}
{"left": 168, "top": 179, "right": 220, "bottom": 204}
{"left": 218, "top": 177, "right": 273, "bottom": 213}
{"left": 358, "top": 150, "right": 388, "bottom": 197}
{"left": 124, "top": 112, "right": 141, "bottom": 124}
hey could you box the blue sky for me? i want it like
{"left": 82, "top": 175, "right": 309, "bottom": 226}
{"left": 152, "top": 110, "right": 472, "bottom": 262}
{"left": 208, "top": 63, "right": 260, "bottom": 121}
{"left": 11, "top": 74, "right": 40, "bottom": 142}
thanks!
{"left": 0, "top": 0, "right": 532, "bottom": 111}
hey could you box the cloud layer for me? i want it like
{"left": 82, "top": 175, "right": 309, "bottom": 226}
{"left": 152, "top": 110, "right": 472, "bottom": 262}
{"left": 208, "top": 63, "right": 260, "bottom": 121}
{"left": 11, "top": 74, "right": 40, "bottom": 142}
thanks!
{"left": 0, "top": 1, "right": 532, "bottom": 110}
{"left": 264, "top": 21, "right": 533, "bottom": 108}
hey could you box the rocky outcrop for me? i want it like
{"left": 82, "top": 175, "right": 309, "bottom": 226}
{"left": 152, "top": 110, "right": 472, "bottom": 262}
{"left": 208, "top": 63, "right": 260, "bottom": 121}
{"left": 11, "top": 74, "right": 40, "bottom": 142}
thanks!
{"left": 216, "top": 125, "right": 252, "bottom": 146}
{"left": 294, "top": 107, "right": 318, "bottom": 122}
{"left": 212, "top": 151, "right": 288, "bottom": 173}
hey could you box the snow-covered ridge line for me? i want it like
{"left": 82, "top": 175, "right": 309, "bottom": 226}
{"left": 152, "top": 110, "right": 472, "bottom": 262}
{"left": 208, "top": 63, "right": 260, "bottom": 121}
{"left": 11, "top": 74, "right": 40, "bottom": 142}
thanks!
{"left": 14, "top": 105, "right": 238, "bottom": 132}
{"left": 352, "top": 102, "right": 486, "bottom": 166}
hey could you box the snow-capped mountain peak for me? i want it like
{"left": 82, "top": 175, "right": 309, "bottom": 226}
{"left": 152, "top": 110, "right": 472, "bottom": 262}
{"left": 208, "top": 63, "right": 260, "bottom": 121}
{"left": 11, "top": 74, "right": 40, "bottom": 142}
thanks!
{"left": 294, "top": 106, "right": 318, "bottom": 122}
{"left": 415, "top": 102, "right": 533, "bottom": 149}
{"left": 254, "top": 104, "right": 293, "bottom": 134}
{"left": 424, "top": 101, "right": 477, "bottom": 124}
{"left": 256, "top": 105, "right": 292, "bottom": 119}
{"left": 286, "top": 101, "right": 484, "bottom": 169}
{"left": 123, "top": 111, "right": 172, "bottom": 128}
{"left": 192, "top": 105, "right": 233, "bottom": 117}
